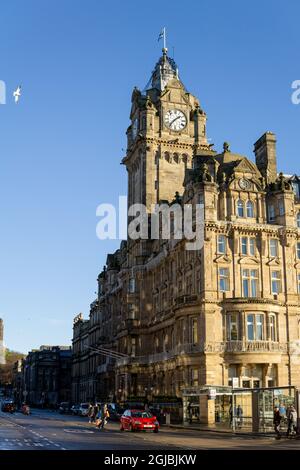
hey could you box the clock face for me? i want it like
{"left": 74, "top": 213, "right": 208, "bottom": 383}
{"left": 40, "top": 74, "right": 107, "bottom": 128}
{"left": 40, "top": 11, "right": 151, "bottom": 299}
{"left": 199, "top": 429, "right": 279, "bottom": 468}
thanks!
{"left": 164, "top": 109, "right": 187, "bottom": 131}
{"left": 239, "top": 178, "right": 251, "bottom": 190}
{"left": 132, "top": 118, "right": 138, "bottom": 139}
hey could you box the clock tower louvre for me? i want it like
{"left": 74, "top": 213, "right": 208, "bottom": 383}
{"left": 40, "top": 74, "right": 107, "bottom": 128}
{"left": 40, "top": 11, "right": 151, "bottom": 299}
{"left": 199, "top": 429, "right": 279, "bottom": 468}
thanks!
{"left": 123, "top": 48, "right": 212, "bottom": 212}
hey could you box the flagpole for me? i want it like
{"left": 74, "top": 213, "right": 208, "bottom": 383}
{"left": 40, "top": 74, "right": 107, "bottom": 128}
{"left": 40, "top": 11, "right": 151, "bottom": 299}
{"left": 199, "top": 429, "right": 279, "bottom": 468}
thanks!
{"left": 163, "top": 27, "right": 166, "bottom": 50}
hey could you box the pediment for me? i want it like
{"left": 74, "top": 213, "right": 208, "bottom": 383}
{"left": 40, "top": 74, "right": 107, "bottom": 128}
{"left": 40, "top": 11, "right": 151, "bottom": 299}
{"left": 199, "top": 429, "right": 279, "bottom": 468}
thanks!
{"left": 238, "top": 257, "right": 260, "bottom": 265}
{"left": 234, "top": 158, "right": 258, "bottom": 174}
{"left": 266, "top": 257, "right": 281, "bottom": 266}
{"left": 214, "top": 254, "right": 232, "bottom": 264}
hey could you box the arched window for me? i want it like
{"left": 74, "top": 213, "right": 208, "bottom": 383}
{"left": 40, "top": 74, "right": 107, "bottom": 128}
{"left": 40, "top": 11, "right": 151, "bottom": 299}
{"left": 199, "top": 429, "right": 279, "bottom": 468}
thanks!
{"left": 297, "top": 212, "right": 300, "bottom": 228}
{"left": 246, "top": 200, "right": 254, "bottom": 218}
{"left": 237, "top": 199, "right": 244, "bottom": 217}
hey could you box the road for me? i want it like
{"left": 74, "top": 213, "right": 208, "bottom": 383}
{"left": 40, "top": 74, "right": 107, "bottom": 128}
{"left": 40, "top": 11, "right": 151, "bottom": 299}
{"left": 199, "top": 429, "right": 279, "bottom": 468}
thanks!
{"left": 0, "top": 409, "right": 299, "bottom": 450}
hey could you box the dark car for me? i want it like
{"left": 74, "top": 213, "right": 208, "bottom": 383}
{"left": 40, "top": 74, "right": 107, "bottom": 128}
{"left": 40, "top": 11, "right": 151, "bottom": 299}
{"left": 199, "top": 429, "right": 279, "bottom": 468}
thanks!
{"left": 1, "top": 400, "right": 15, "bottom": 412}
{"left": 71, "top": 404, "right": 80, "bottom": 415}
{"left": 58, "top": 402, "right": 71, "bottom": 414}
{"left": 107, "top": 404, "right": 124, "bottom": 422}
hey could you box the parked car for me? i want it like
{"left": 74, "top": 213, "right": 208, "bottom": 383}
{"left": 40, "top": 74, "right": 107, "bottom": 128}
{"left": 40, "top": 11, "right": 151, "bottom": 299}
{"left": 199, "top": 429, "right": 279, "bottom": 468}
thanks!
{"left": 1, "top": 400, "right": 16, "bottom": 412}
{"left": 78, "top": 403, "right": 90, "bottom": 416}
{"left": 107, "top": 403, "right": 124, "bottom": 422}
{"left": 120, "top": 409, "right": 159, "bottom": 432}
{"left": 71, "top": 404, "right": 80, "bottom": 415}
{"left": 58, "top": 402, "right": 71, "bottom": 414}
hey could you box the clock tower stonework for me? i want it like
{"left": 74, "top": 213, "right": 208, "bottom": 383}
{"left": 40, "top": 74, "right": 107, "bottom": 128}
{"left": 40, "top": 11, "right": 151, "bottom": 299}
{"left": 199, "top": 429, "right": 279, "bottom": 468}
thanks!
{"left": 122, "top": 48, "right": 212, "bottom": 211}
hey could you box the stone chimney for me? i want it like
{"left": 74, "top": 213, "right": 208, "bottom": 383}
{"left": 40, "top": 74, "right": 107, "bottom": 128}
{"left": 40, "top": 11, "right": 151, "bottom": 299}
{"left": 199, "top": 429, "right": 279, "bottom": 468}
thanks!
{"left": 254, "top": 132, "right": 277, "bottom": 183}
{"left": 0, "top": 318, "right": 5, "bottom": 365}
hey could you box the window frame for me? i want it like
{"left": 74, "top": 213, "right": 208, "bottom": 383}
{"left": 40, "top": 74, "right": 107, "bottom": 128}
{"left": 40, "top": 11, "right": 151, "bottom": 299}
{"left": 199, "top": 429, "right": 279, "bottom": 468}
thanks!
{"left": 246, "top": 200, "right": 254, "bottom": 218}
{"left": 219, "top": 267, "right": 230, "bottom": 292}
{"left": 237, "top": 199, "right": 244, "bottom": 217}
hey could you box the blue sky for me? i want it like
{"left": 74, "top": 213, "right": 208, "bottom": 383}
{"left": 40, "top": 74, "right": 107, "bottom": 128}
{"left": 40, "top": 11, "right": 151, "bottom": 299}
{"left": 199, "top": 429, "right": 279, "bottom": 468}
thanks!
{"left": 0, "top": 0, "right": 299, "bottom": 353}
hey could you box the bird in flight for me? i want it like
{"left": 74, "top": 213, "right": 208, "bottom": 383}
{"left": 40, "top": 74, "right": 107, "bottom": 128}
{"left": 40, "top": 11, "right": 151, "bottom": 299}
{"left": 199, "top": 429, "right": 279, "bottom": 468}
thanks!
{"left": 13, "top": 85, "right": 21, "bottom": 103}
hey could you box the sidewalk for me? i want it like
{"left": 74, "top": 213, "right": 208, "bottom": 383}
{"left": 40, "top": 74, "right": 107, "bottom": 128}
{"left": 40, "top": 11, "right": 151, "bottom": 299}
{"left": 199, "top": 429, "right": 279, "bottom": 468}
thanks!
{"left": 166, "top": 422, "right": 275, "bottom": 438}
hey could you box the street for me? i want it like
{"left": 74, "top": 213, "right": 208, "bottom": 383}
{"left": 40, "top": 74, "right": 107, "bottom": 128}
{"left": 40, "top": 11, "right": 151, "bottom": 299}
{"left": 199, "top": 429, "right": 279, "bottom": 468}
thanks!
{"left": 0, "top": 409, "right": 299, "bottom": 450}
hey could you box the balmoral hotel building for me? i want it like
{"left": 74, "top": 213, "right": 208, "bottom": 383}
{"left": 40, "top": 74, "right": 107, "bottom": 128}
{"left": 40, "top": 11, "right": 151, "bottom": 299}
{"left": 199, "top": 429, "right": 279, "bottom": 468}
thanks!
{"left": 72, "top": 47, "right": 300, "bottom": 423}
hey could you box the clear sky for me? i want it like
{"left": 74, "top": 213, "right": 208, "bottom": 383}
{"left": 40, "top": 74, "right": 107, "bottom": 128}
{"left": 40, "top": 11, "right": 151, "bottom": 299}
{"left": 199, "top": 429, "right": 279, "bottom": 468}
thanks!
{"left": 0, "top": 0, "right": 299, "bottom": 353}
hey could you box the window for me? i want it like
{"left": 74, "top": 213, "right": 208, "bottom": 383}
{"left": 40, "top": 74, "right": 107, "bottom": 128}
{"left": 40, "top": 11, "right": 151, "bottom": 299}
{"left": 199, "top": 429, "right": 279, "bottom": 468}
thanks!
{"left": 269, "top": 315, "right": 277, "bottom": 342}
{"left": 228, "top": 313, "right": 239, "bottom": 340}
{"left": 246, "top": 200, "right": 254, "bottom": 218}
{"left": 219, "top": 268, "right": 229, "bottom": 292}
{"left": 268, "top": 204, "right": 275, "bottom": 222}
{"left": 217, "top": 235, "right": 226, "bottom": 254}
{"left": 256, "top": 314, "right": 264, "bottom": 340}
{"left": 241, "top": 237, "right": 247, "bottom": 255}
{"left": 242, "top": 269, "right": 258, "bottom": 297}
{"left": 128, "top": 278, "right": 135, "bottom": 293}
{"left": 270, "top": 239, "right": 278, "bottom": 257}
{"left": 247, "top": 313, "right": 264, "bottom": 340}
{"left": 192, "top": 318, "right": 198, "bottom": 344}
{"left": 237, "top": 199, "right": 244, "bottom": 217}
{"left": 297, "top": 274, "right": 300, "bottom": 293}
{"left": 249, "top": 238, "right": 255, "bottom": 256}
{"left": 191, "top": 369, "right": 199, "bottom": 387}
{"left": 271, "top": 271, "right": 281, "bottom": 294}
{"left": 247, "top": 314, "right": 254, "bottom": 340}
{"left": 241, "top": 237, "right": 255, "bottom": 256}
{"left": 131, "top": 338, "right": 136, "bottom": 357}
{"left": 278, "top": 200, "right": 284, "bottom": 216}
{"left": 297, "top": 242, "right": 300, "bottom": 259}
{"left": 297, "top": 213, "right": 300, "bottom": 228}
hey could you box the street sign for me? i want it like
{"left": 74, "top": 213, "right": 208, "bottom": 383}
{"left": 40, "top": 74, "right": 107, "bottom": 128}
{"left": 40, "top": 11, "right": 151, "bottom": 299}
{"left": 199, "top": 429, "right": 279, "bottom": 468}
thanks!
{"left": 208, "top": 388, "right": 217, "bottom": 399}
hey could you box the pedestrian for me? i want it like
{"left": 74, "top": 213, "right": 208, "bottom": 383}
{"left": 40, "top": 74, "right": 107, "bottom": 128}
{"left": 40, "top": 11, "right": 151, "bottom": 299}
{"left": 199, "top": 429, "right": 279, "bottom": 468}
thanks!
{"left": 96, "top": 406, "right": 105, "bottom": 429}
{"left": 274, "top": 406, "right": 282, "bottom": 439}
{"left": 286, "top": 405, "right": 298, "bottom": 437}
{"left": 236, "top": 405, "right": 243, "bottom": 428}
{"left": 88, "top": 403, "right": 93, "bottom": 423}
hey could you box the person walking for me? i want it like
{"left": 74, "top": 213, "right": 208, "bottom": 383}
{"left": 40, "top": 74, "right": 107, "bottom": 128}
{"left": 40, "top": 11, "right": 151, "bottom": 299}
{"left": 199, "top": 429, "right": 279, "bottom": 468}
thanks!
{"left": 236, "top": 405, "right": 243, "bottom": 429}
{"left": 286, "top": 405, "right": 298, "bottom": 437}
{"left": 274, "top": 406, "right": 282, "bottom": 439}
{"left": 88, "top": 403, "right": 93, "bottom": 423}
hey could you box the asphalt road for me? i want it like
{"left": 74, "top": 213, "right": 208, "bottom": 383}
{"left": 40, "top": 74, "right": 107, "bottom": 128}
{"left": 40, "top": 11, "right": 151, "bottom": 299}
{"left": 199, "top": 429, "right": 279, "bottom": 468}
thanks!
{"left": 0, "top": 409, "right": 299, "bottom": 451}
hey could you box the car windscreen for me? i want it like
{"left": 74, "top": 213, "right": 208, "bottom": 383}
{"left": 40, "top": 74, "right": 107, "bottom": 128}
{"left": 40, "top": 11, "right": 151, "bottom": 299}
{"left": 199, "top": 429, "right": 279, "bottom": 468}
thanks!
{"left": 131, "top": 411, "right": 153, "bottom": 418}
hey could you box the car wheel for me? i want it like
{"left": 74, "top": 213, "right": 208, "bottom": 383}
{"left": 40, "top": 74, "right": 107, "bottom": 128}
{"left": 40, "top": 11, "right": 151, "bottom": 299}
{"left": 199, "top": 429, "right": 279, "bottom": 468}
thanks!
{"left": 129, "top": 424, "right": 135, "bottom": 432}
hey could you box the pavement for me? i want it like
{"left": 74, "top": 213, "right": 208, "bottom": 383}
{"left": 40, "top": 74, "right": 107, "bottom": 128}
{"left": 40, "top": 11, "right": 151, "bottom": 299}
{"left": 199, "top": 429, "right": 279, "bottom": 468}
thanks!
{"left": 0, "top": 409, "right": 299, "bottom": 450}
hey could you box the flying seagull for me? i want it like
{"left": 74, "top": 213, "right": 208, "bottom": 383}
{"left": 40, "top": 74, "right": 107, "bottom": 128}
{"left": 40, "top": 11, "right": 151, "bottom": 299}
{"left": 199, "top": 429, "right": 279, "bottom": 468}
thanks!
{"left": 13, "top": 85, "right": 21, "bottom": 103}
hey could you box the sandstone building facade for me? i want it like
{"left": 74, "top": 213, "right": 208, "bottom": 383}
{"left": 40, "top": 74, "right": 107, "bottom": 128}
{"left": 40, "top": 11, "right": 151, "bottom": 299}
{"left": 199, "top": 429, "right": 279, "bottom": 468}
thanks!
{"left": 72, "top": 48, "right": 300, "bottom": 423}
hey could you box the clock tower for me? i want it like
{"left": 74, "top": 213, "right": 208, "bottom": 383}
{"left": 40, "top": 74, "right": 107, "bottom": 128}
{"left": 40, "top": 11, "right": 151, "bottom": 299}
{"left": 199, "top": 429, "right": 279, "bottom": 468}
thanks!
{"left": 122, "top": 47, "right": 212, "bottom": 212}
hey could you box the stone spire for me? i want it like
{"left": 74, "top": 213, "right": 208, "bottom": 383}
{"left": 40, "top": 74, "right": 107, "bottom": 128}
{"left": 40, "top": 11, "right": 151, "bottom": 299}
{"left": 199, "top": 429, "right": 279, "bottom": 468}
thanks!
{"left": 150, "top": 48, "right": 180, "bottom": 92}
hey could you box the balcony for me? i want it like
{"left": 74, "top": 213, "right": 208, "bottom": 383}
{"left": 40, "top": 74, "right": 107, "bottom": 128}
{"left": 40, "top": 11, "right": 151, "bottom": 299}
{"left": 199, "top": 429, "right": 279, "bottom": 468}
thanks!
{"left": 223, "top": 340, "right": 287, "bottom": 353}
{"left": 115, "top": 341, "right": 288, "bottom": 368}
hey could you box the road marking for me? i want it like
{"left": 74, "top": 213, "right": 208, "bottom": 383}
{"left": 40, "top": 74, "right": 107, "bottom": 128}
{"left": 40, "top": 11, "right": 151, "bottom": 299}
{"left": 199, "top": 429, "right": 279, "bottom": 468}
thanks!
{"left": 63, "top": 428, "right": 94, "bottom": 434}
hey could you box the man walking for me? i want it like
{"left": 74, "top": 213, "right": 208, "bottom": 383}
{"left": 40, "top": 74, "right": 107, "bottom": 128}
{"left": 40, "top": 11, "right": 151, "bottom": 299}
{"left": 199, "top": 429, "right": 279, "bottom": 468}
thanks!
{"left": 286, "top": 405, "right": 298, "bottom": 437}
{"left": 274, "top": 406, "right": 282, "bottom": 439}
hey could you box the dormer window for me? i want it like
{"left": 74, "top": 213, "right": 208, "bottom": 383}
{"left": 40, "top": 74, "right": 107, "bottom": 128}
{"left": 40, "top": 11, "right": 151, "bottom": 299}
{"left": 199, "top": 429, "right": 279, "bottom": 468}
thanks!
{"left": 237, "top": 200, "right": 244, "bottom": 217}
{"left": 246, "top": 200, "right": 254, "bottom": 218}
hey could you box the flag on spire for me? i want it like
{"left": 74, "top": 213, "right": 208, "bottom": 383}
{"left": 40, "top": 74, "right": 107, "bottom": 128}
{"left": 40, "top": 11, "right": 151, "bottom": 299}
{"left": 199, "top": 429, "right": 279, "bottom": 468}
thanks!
{"left": 157, "top": 27, "right": 166, "bottom": 49}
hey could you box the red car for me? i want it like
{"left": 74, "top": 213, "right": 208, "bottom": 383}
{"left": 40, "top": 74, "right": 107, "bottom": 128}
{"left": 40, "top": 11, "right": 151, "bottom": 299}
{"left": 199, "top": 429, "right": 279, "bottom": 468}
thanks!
{"left": 120, "top": 409, "right": 159, "bottom": 433}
